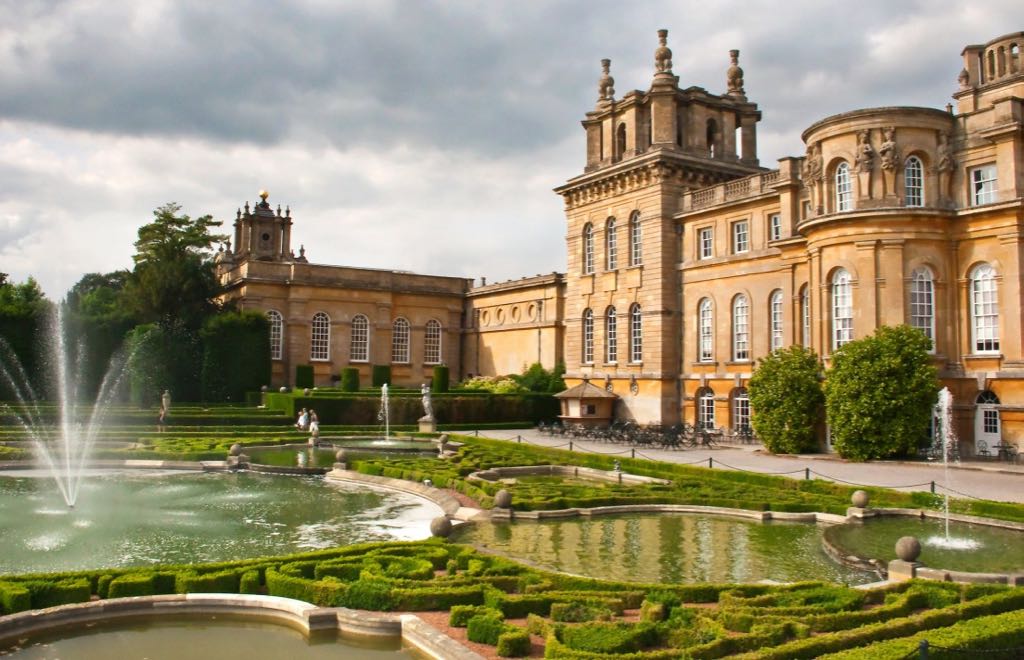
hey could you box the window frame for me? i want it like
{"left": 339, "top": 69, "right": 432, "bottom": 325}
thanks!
{"left": 267, "top": 310, "right": 283, "bottom": 361}
{"left": 605, "top": 306, "right": 618, "bottom": 363}
{"left": 310, "top": 312, "right": 331, "bottom": 362}
{"left": 350, "top": 314, "right": 370, "bottom": 363}
{"left": 904, "top": 156, "right": 924, "bottom": 207}
{"left": 698, "top": 298, "right": 714, "bottom": 362}
{"left": 909, "top": 267, "right": 935, "bottom": 351}
{"left": 971, "top": 164, "right": 998, "bottom": 206}
{"left": 769, "top": 289, "right": 784, "bottom": 352}
{"left": 697, "top": 388, "right": 716, "bottom": 430}
{"left": 629, "top": 212, "right": 642, "bottom": 266}
{"left": 629, "top": 303, "right": 642, "bottom": 363}
{"left": 835, "top": 162, "right": 853, "bottom": 212}
{"left": 732, "top": 294, "right": 750, "bottom": 362}
{"left": 970, "top": 263, "right": 999, "bottom": 353}
{"left": 605, "top": 217, "right": 617, "bottom": 271}
{"left": 582, "top": 223, "right": 595, "bottom": 274}
{"left": 732, "top": 388, "right": 751, "bottom": 432}
{"left": 800, "top": 285, "right": 810, "bottom": 348}
{"left": 831, "top": 269, "right": 853, "bottom": 351}
{"left": 699, "top": 226, "right": 714, "bottom": 260}
{"left": 768, "top": 213, "right": 782, "bottom": 242}
{"left": 732, "top": 219, "right": 749, "bottom": 254}
{"left": 423, "top": 319, "right": 442, "bottom": 365}
{"left": 582, "top": 308, "right": 594, "bottom": 364}
{"left": 391, "top": 317, "right": 411, "bottom": 364}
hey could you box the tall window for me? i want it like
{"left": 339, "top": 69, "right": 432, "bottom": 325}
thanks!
{"left": 835, "top": 162, "right": 852, "bottom": 212}
{"left": 267, "top": 310, "right": 283, "bottom": 360}
{"left": 629, "top": 304, "right": 642, "bottom": 363}
{"left": 732, "top": 294, "right": 750, "bottom": 362}
{"left": 605, "top": 306, "right": 618, "bottom": 363}
{"left": 310, "top": 312, "right": 330, "bottom": 361}
{"left": 904, "top": 156, "right": 924, "bottom": 207}
{"left": 732, "top": 388, "right": 750, "bottom": 432}
{"left": 606, "top": 217, "right": 618, "bottom": 270}
{"left": 582, "top": 309, "right": 594, "bottom": 363}
{"left": 971, "top": 165, "right": 997, "bottom": 206}
{"left": 768, "top": 213, "right": 782, "bottom": 241}
{"left": 629, "top": 212, "right": 642, "bottom": 266}
{"left": 699, "top": 227, "right": 714, "bottom": 259}
{"left": 424, "top": 319, "right": 442, "bottom": 364}
{"left": 971, "top": 263, "right": 999, "bottom": 353}
{"left": 732, "top": 220, "right": 749, "bottom": 254}
{"left": 391, "top": 317, "right": 410, "bottom": 363}
{"left": 699, "top": 298, "right": 714, "bottom": 362}
{"left": 769, "top": 290, "right": 784, "bottom": 351}
{"left": 800, "top": 285, "right": 810, "bottom": 347}
{"left": 909, "top": 267, "right": 935, "bottom": 350}
{"left": 832, "top": 269, "right": 853, "bottom": 350}
{"left": 697, "top": 387, "right": 716, "bottom": 429}
{"left": 350, "top": 314, "right": 369, "bottom": 362}
{"left": 582, "top": 223, "right": 594, "bottom": 274}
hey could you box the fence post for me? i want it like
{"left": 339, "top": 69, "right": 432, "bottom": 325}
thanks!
{"left": 517, "top": 435, "right": 521, "bottom": 443}
{"left": 805, "top": 467, "right": 811, "bottom": 480}
{"left": 930, "top": 481, "right": 936, "bottom": 494}
{"left": 631, "top": 448, "right": 635, "bottom": 459}
{"left": 708, "top": 457, "right": 713, "bottom": 469}
{"left": 569, "top": 441, "right": 573, "bottom": 452}
{"left": 474, "top": 430, "right": 479, "bottom": 437}
{"left": 918, "top": 639, "right": 929, "bottom": 659}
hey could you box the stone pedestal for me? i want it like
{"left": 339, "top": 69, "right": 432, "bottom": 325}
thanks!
{"left": 888, "top": 559, "right": 921, "bottom": 581}
{"left": 418, "top": 415, "right": 437, "bottom": 433}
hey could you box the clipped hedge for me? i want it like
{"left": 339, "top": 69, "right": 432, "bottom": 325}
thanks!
{"left": 339, "top": 367, "right": 360, "bottom": 392}
{"left": 496, "top": 628, "right": 532, "bottom": 657}
{"left": 372, "top": 365, "right": 391, "bottom": 387}
{"left": 432, "top": 365, "right": 450, "bottom": 393}
{"left": 467, "top": 611, "right": 508, "bottom": 645}
{"left": 295, "top": 364, "right": 314, "bottom": 389}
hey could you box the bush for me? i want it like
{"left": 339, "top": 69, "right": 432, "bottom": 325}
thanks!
{"left": 825, "top": 325, "right": 939, "bottom": 461}
{"left": 558, "top": 621, "right": 660, "bottom": 654}
{"left": 496, "top": 628, "right": 532, "bottom": 657}
{"left": 748, "top": 346, "right": 824, "bottom": 454}
{"left": 551, "top": 601, "right": 614, "bottom": 623}
{"left": 175, "top": 569, "right": 240, "bottom": 593}
{"left": 240, "top": 570, "right": 261, "bottom": 594}
{"left": 342, "top": 578, "right": 397, "bottom": 611}
{"left": 339, "top": 367, "right": 360, "bottom": 392}
{"left": 450, "top": 605, "right": 500, "bottom": 627}
{"left": 108, "top": 573, "right": 156, "bottom": 598}
{"left": 0, "top": 583, "right": 32, "bottom": 614}
{"left": 200, "top": 310, "right": 270, "bottom": 403}
{"left": 432, "top": 365, "right": 450, "bottom": 393}
{"left": 467, "top": 612, "right": 507, "bottom": 645}
{"left": 295, "top": 364, "right": 314, "bottom": 389}
{"left": 372, "top": 365, "right": 391, "bottom": 387}
{"left": 26, "top": 579, "right": 91, "bottom": 609}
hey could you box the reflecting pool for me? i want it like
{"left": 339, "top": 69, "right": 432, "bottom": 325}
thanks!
{"left": 0, "top": 470, "right": 443, "bottom": 574}
{"left": 454, "top": 513, "right": 878, "bottom": 585}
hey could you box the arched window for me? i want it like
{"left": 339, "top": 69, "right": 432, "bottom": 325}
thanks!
{"left": 732, "top": 388, "right": 750, "bottom": 432}
{"left": 835, "top": 162, "right": 852, "bottom": 212}
{"left": 697, "top": 387, "right": 716, "bottom": 430}
{"left": 971, "top": 264, "right": 999, "bottom": 353}
{"left": 582, "top": 223, "right": 594, "bottom": 274}
{"left": 629, "top": 211, "right": 642, "bottom": 266}
{"left": 350, "top": 314, "right": 369, "bottom": 362}
{"left": 769, "top": 290, "right": 784, "bottom": 351}
{"left": 267, "top": 310, "right": 283, "bottom": 361}
{"left": 732, "top": 294, "right": 750, "bottom": 362}
{"left": 909, "top": 267, "right": 935, "bottom": 350}
{"left": 582, "top": 309, "right": 594, "bottom": 363}
{"left": 424, "top": 319, "right": 442, "bottom": 364}
{"left": 310, "top": 312, "right": 330, "bottom": 361}
{"left": 800, "top": 285, "right": 810, "bottom": 347}
{"left": 904, "top": 156, "right": 924, "bottom": 207}
{"left": 706, "top": 119, "right": 718, "bottom": 158}
{"left": 605, "top": 306, "right": 618, "bottom": 363}
{"left": 698, "top": 298, "right": 714, "bottom": 362}
{"left": 391, "top": 317, "right": 410, "bottom": 363}
{"left": 616, "top": 123, "right": 627, "bottom": 158}
{"left": 606, "top": 217, "right": 618, "bottom": 270}
{"left": 831, "top": 269, "right": 853, "bottom": 350}
{"left": 629, "top": 304, "right": 642, "bottom": 363}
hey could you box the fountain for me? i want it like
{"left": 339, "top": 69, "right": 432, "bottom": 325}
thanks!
{"left": 377, "top": 383, "right": 390, "bottom": 440}
{"left": 931, "top": 386, "right": 979, "bottom": 550}
{"left": 0, "top": 307, "right": 126, "bottom": 508}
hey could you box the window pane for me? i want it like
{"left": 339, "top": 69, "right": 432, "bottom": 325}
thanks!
{"left": 910, "top": 268, "right": 934, "bottom": 349}
{"left": 424, "top": 319, "right": 442, "bottom": 364}
{"left": 905, "top": 157, "right": 924, "bottom": 207}
{"left": 630, "top": 213, "right": 642, "bottom": 266}
{"left": 699, "top": 299, "right": 713, "bottom": 362}
{"left": 267, "top": 310, "right": 283, "bottom": 360}
{"left": 770, "top": 290, "right": 784, "bottom": 351}
{"left": 606, "top": 307, "right": 617, "bottom": 363}
{"left": 350, "top": 315, "right": 369, "bottom": 362}
{"left": 630, "top": 304, "right": 642, "bottom": 362}
{"left": 836, "top": 163, "right": 852, "bottom": 212}
{"left": 971, "top": 264, "right": 999, "bottom": 352}
{"left": 832, "top": 270, "right": 853, "bottom": 350}
{"left": 391, "top": 318, "right": 410, "bottom": 363}
{"left": 733, "top": 295, "right": 749, "bottom": 361}
{"left": 606, "top": 218, "right": 617, "bottom": 270}
{"left": 583, "top": 309, "right": 594, "bottom": 363}
{"left": 311, "top": 312, "right": 330, "bottom": 361}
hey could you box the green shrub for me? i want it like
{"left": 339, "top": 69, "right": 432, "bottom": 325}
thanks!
{"left": 432, "top": 365, "right": 450, "bottom": 393}
{"left": 550, "top": 601, "right": 614, "bottom": 623}
{"left": 450, "top": 605, "right": 500, "bottom": 627}
{"left": 239, "top": 570, "right": 261, "bottom": 594}
{"left": 496, "top": 628, "right": 531, "bottom": 657}
{"left": 467, "top": 612, "right": 507, "bottom": 645}
{"left": 342, "top": 578, "right": 396, "bottom": 611}
{"left": 393, "top": 584, "right": 485, "bottom": 610}
{"left": 108, "top": 573, "right": 156, "bottom": 598}
{"left": 372, "top": 365, "right": 391, "bottom": 387}
{"left": 26, "top": 579, "right": 91, "bottom": 609}
{"left": 749, "top": 346, "right": 824, "bottom": 454}
{"left": 175, "top": 569, "right": 240, "bottom": 594}
{"left": 339, "top": 367, "right": 360, "bottom": 392}
{"left": 0, "top": 583, "right": 32, "bottom": 614}
{"left": 558, "top": 621, "right": 660, "bottom": 654}
{"left": 295, "top": 364, "right": 314, "bottom": 389}
{"left": 96, "top": 574, "right": 114, "bottom": 599}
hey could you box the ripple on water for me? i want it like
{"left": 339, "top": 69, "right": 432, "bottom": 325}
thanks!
{"left": 35, "top": 508, "right": 70, "bottom": 516}
{"left": 26, "top": 533, "right": 67, "bottom": 552}
{"left": 926, "top": 535, "right": 982, "bottom": 550}
{"left": 72, "top": 519, "right": 92, "bottom": 529}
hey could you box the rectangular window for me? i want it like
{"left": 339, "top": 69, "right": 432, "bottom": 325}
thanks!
{"left": 699, "top": 227, "right": 713, "bottom": 259}
{"left": 768, "top": 213, "right": 781, "bottom": 241}
{"left": 984, "top": 409, "right": 999, "bottom": 434}
{"left": 971, "top": 165, "right": 997, "bottom": 206}
{"left": 583, "top": 404, "right": 597, "bottom": 416}
{"left": 732, "top": 220, "right": 749, "bottom": 254}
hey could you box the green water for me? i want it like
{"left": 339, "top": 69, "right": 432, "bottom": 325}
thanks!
{"left": 247, "top": 442, "right": 436, "bottom": 468}
{"left": 0, "top": 616, "right": 411, "bottom": 659}
{"left": 826, "top": 517, "right": 1024, "bottom": 574}
{"left": 0, "top": 470, "right": 442, "bottom": 574}
{"left": 455, "top": 514, "right": 878, "bottom": 585}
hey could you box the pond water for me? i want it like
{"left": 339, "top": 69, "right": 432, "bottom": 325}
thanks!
{"left": 826, "top": 516, "right": 1024, "bottom": 574}
{"left": 0, "top": 470, "right": 443, "bottom": 574}
{"left": 0, "top": 616, "right": 412, "bottom": 659}
{"left": 247, "top": 442, "right": 436, "bottom": 468}
{"left": 454, "top": 513, "right": 878, "bottom": 585}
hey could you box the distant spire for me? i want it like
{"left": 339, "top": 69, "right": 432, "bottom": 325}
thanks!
{"left": 726, "top": 49, "right": 745, "bottom": 98}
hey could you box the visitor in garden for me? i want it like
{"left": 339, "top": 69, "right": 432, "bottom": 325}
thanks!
{"left": 295, "top": 408, "right": 309, "bottom": 430}
{"left": 309, "top": 409, "right": 320, "bottom": 435}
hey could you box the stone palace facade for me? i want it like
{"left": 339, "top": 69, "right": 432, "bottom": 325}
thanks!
{"left": 218, "top": 30, "right": 1024, "bottom": 453}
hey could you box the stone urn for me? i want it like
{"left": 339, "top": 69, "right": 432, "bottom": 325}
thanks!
{"left": 494, "top": 489, "right": 512, "bottom": 509}
{"left": 430, "top": 516, "right": 453, "bottom": 538}
{"left": 895, "top": 536, "right": 922, "bottom": 562}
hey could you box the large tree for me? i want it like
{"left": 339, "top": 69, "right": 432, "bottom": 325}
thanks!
{"left": 125, "top": 203, "right": 227, "bottom": 329}
{"left": 63, "top": 270, "right": 136, "bottom": 400}
{"left": 748, "top": 346, "right": 825, "bottom": 454}
{"left": 824, "top": 325, "right": 939, "bottom": 461}
{"left": 0, "top": 276, "right": 51, "bottom": 398}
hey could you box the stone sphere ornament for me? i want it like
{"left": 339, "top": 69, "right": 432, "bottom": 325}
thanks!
{"left": 430, "top": 516, "right": 453, "bottom": 538}
{"left": 279, "top": 386, "right": 287, "bottom": 393}
{"left": 851, "top": 490, "right": 869, "bottom": 508}
{"left": 895, "top": 536, "right": 922, "bottom": 562}
{"left": 494, "top": 489, "right": 513, "bottom": 509}
{"left": 229, "top": 443, "right": 243, "bottom": 457}
{"left": 335, "top": 449, "right": 348, "bottom": 463}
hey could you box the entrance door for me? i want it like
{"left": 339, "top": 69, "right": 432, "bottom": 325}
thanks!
{"left": 974, "top": 390, "right": 1001, "bottom": 453}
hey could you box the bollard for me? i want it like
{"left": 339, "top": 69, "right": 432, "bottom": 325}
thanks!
{"left": 517, "top": 435, "right": 521, "bottom": 443}
{"left": 930, "top": 480, "right": 936, "bottom": 494}
{"left": 708, "top": 457, "right": 713, "bottom": 468}
{"left": 918, "top": 639, "right": 929, "bottom": 659}
{"left": 569, "top": 441, "right": 573, "bottom": 452}
{"left": 631, "top": 448, "right": 635, "bottom": 459}
{"left": 474, "top": 430, "right": 479, "bottom": 437}
{"left": 805, "top": 467, "right": 811, "bottom": 480}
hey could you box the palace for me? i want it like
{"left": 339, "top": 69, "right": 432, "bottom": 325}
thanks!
{"left": 218, "top": 30, "right": 1024, "bottom": 453}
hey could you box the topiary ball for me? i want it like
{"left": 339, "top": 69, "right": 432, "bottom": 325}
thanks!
{"left": 430, "top": 516, "right": 453, "bottom": 538}
{"left": 494, "top": 489, "right": 512, "bottom": 509}
{"left": 229, "top": 443, "right": 243, "bottom": 457}
{"left": 895, "top": 536, "right": 922, "bottom": 562}
{"left": 851, "top": 490, "right": 869, "bottom": 508}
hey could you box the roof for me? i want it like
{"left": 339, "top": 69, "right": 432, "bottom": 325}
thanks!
{"left": 554, "top": 381, "right": 619, "bottom": 399}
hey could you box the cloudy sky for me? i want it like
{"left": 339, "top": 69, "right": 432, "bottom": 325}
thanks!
{"left": 0, "top": 1, "right": 1019, "bottom": 297}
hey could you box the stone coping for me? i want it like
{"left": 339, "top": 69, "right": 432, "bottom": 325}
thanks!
{"left": 326, "top": 468, "right": 483, "bottom": 520}
{"left": 0, "top": 594, "right": 483, "bottom": 660}
{"left": 488, "top": 502, "right": 846, "bottom": 523}
{"left": 467, "top": 464, "right": 671, "bottom": 486}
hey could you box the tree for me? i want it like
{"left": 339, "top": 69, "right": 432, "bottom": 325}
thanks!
{"left": 124, "top": 321, "right": 202, "bottom": 406}
{"left": 824, "top": 325, "right": 939, "bottom": 461}
{"left": 513, "top": 362, "right": 567, "bottom": 393}
{"left": 748, "top": 346, "right": 824, "bottom": 454}
{"left": 0, "top": 276, "right": 51, "bottom": 398}
{"left": 63, "top": 271, "right": 136, "bottom": 400}
{"left": 200, "top": 310, "right": 271, "bottom": 402}
{"left": 125, "top": 203, "right": 227, "bottom": 329}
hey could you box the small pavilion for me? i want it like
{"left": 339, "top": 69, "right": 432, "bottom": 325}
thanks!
{"left": 554, "top": 380, "right": 618, "bottom": 428}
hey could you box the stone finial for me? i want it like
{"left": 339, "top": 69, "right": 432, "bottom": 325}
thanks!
{"left": 851, "top": 490, "right": 869, "bottom": 508}
{"left": 285, "top": 205, "right": 291, "bottom": 218}
{"left": 259, "top": 189, "right": 269, "bottom": 201}
{"left": 244, "top": 201, "right": 250, "bottom": 214}
{"left": 335, "top": 449, "right": 348, "bottom": 463}
{"left": 276, "top": 204, "right": 282, "bottom": 217}
{"left": 236, "top": 208, "right": 242, "bottom": 220}
{"left": 598, "top": 58, "right": 615, "bottom": 102}
{"left": 229, "top": 443, "right": 243, "bottom": 457}
{"left": 654, "top": 29, "right": 673, "bottom": 75}
{"left": 958, "top": 67, "right": 970, "bottom": 89}
{"left": 726, "top": 49, "right": 745, "bottom": 97}
{"left": 494, "top": 489, "right": 513, "bottom": 509}
{"left": 430, "top": 516, "right": 453, "bottom": 538}
{"left": 895, "top": 536, "right": 922, "bottom": 562}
